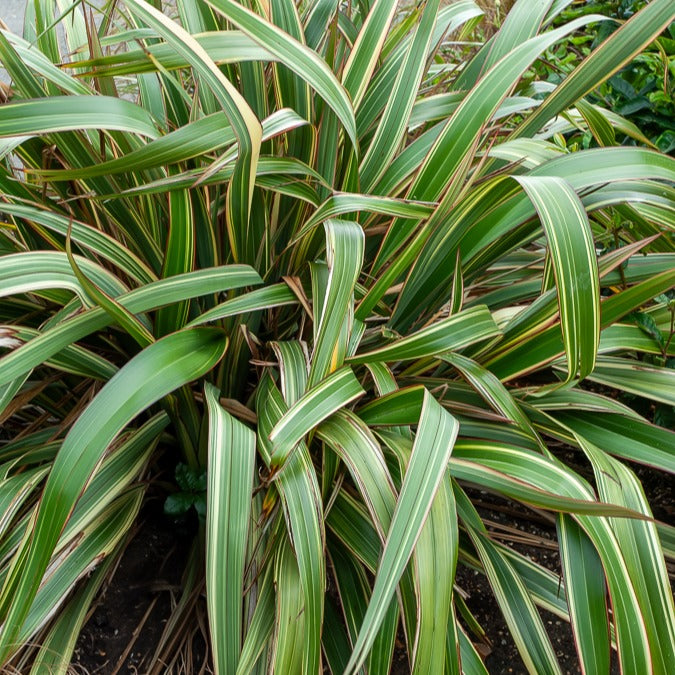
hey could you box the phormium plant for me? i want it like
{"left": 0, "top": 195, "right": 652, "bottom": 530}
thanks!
{"left": 0, "top": 0, "right": 674, "bottom": 673}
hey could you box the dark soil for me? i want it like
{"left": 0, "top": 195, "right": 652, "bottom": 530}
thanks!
{"left": 72, "top": 504, "right": 197, "bottom": 674}
{"left": 456, "top": 566, "right": 581, "bottom": 675}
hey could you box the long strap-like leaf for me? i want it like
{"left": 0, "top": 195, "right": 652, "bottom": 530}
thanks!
{"left": 125, "top": 0, "right": 262, "bottom": 263}
{"left": 206, "top": 0, "right": 357, "bottom": 149}
{"left": 204, "top": 384, "right": 256, "bottom": 674}
{"left": 345, "top": 390, "right": 459, "bottom": 673}
{"left": 0, "top": 328, "right": 228, "bottom": 661}
{"left": 515, "top": 175, "right": 600, "bottom": 382}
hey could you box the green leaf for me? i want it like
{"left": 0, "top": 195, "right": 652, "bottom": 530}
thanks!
{"left": 468, "top": 529, "right": 562, "bottom": 675}
{"left": 61, "top": 413, "right": 169, "bottom": 544}
{"left": 189, "top": 283, "right": 297, "bottom": 326}
{"left": 359, "top": 0, "right": 441, "bottom": 190}
{"left": 392, "top": 148, "right": 674, "bottom": 332}
{"left": 156, "top": 189, "right": 195, "bottom": 336}
{"left": 269, "top": 366, "right": 365, "bottom": 468}
{"left": 468, "top": 0, "right": 555, "bottom": 81}
{"left": 632, "top": 311, "right": 666, "bottom": 351}
{"left": 375, "top": 14, "right": 607, "bottom": 272}
{"left": 582, "top": 356, "right": 675, "bottom": 406}
{"left": 358, "top": 386, "right": 426, "bottom": 426}
{"left": 0, "top": 467, "right": 48, "bottom": 543}
{"left": 345, "top": 390, "right": 459, "bottom": 674}
{"left": 599, "top": 323, "right": 674, "bottom": 357}
{"left": 543, "top": 409, "right": 675, "bottom": 474}
{"left": 65, "top": 228, "right": 155, "bottom": 348}
{"left": 29, "top": 542, "right": 120, "bottom": 674}
{"left": 164, "top": 491, "right": 197, "bottom": 516}
{"left": 575, "top": 435, "right": 675, "bottom": 673}
{"left": 0, "top": 267, "right": 260, "bottom": 388}
{"left": 0, "top": 328, "right": 228, "bottom": 661}
{"left": 302, "top": 0, "right": 338, "bottom": 50}
{"left": 308, "top": 220, "right": 364, "bottom": 387}
{"left": 317, "top": 411, "right": 396, "bottom": 542}
{"left": 293, "top": 195, "right": 434, "bottom": 246}
{"left": 0, "top": 251, "right": 129, "bottom": 303}
{"left": 557, "top": 514, "right": 610, "bottom": 675}
{"left": 329, "top": 539, "right": 399, "bottom": 675}
{"left": 16, "top": 489, "right": 145, "bottom": 651}
{"left": 257, "top": 376, "right": 325, "bottom": 675}
{"left": 457, "top": 624, "right": 490, "bottom": 675}
{"left": 356, "top": 1, "right": 482, "bottom": 140}
{"left": 72, "top": 30, "right": 275, "bottom": 77}
{"left": 515, "top": 175, "right": 600, "bottom": 381}
{"left": 349, "top": 306, "right": 500, "bottom": 364}
{"left": 0, "top": 30, "right": 45, "bottom": 99}
{"left": 514, "top": 0, "right": 675, "bottom": 140}
{"left": 34, "top": 112, "right": 234, "bottom": 180}
{"left": 442, "top": 352, "right": 540, "bottom": 443}
{"left": 0, "top": 97, "right": 159, "bottom": 139}
{"left": 601, "top": 268, "right": 675, "bottom": 326}
{"left": 175, "top": 463, "right": 207, "bottom": 493}
{"left": 204, "top": 383, "right": 256, "bottom": 674}
{"left": 342, "top": 0, "right": 399, "bottom": 109}
{"left": 450, "top": 438, "right": 657, "bottom": 672}
{"left": 205, "top": 0, "right": 358, "bottom": 149}
{"left": 0, "top": 204, "right": 155, "bottom": 284}
{"left": 318, "top": 410, "right": 419, "bottom": 657}
{"left": 124, "top": 0, "right": 262, "bottom": 264}
{"left": 273, "top": 537, "right": 306, "bottom": 674}
{"left": 448, "top": 441, "right": 646, "bottom": 518}
{"left": 236, "top": 566, "right": 275, "bottom": 675}
{"left": 412, "top": 474, "right": 457, "bottom": 674}
{"left": 322, "top": 598, "right": 353, "bottom": 675}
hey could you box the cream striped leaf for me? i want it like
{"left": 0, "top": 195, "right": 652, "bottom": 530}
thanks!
{"left": 204, "top": 384, "right": 256, "bottom": 674}
{"left": 516, "top": 175, "right": 600, "bottom": 382}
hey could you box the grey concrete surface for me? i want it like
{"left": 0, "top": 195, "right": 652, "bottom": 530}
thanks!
{"left": 0, "top": 0, "right": 25, "bottom": 83}
{"left": 0, "top": 0, "right": 25, "bottom": 36}
{"left": 0, "top": 0, "right": 24, "bottom": 84}
{"left": 0, "top": 0, "right": 138, "bottom": 85}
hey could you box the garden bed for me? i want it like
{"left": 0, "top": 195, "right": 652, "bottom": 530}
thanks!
{"left": 72, "top": 455, "right": 673, "bottom": 673}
